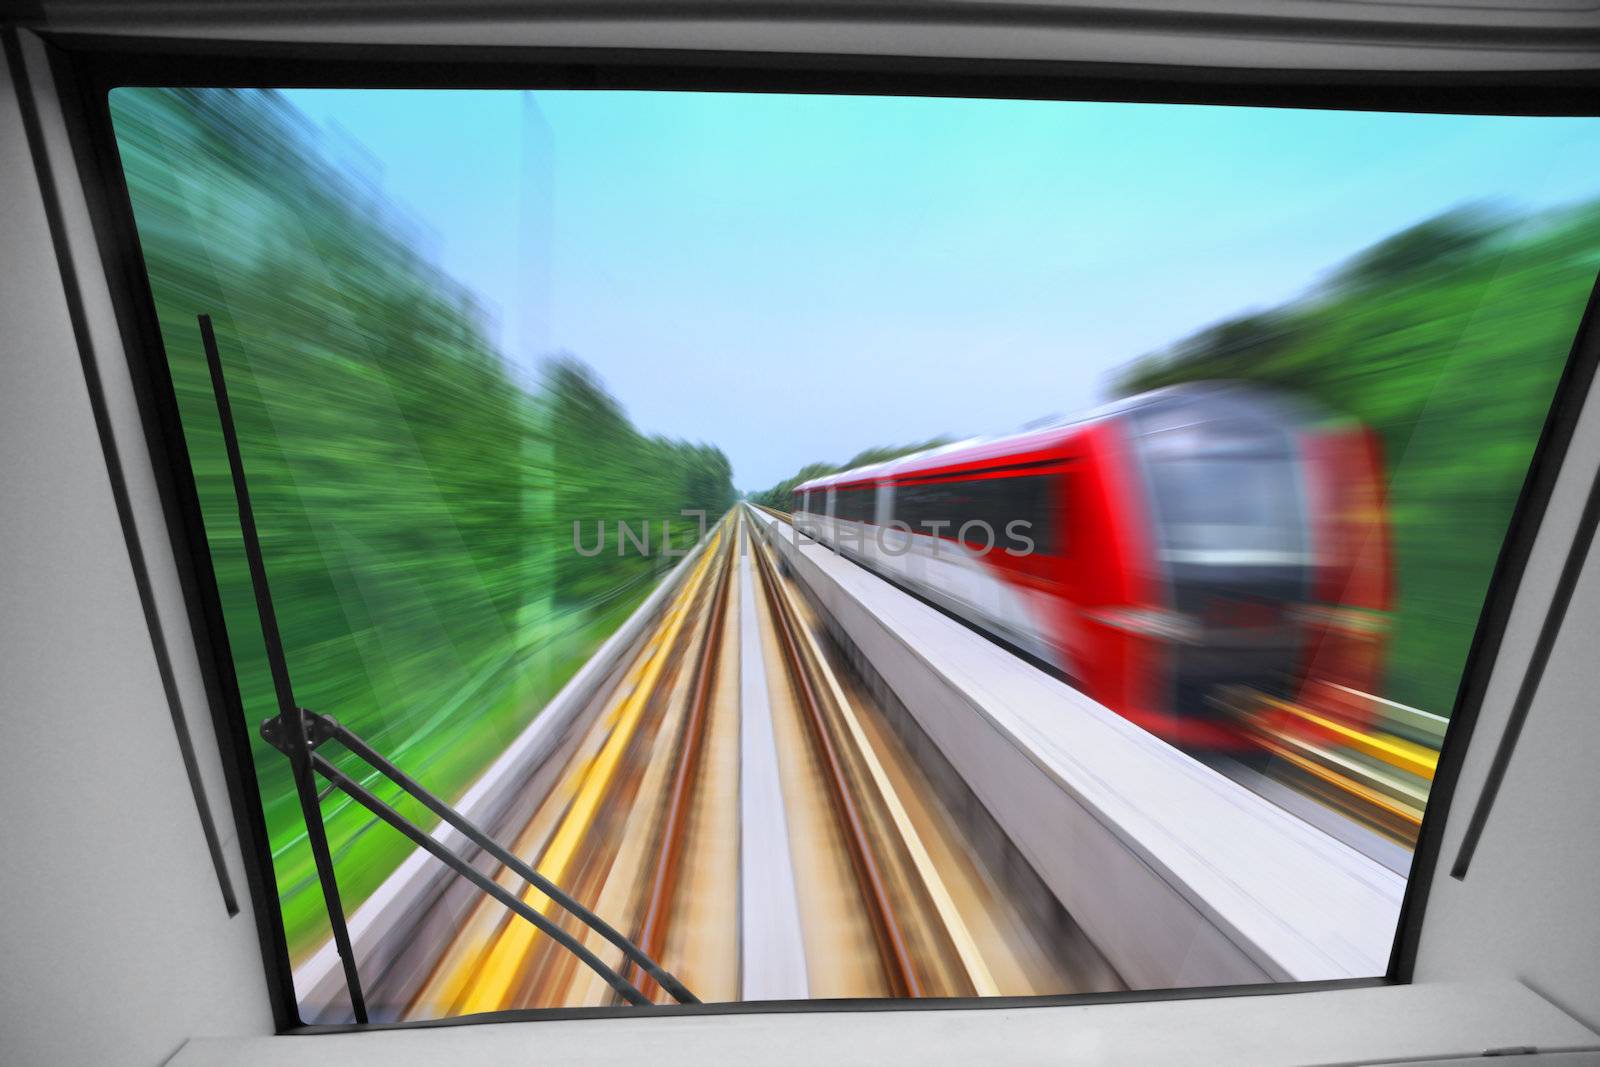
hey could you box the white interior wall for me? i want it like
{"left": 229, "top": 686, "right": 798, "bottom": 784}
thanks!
{"left": 0, "top": 35, "right": 275, "bottom": 1067}
{"left": 1412, "top": 376, "right": 1600, "bottom": 1029}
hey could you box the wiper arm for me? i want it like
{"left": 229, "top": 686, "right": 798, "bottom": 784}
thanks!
{"left": 261, "top": 707, "right": 699, "bottom": 1008}
{"left": 201, "top": 314, "right": 695, "bottom": 1019}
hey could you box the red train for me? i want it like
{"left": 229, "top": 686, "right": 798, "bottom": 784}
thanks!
{"left": 792, "top": 382, "right": 1391, "bottom": 750}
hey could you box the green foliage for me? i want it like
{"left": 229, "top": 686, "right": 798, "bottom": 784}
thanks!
{"left": 1115, "top": 200, "right": 1600, "bottom": 715}
{"left": 750, "top": 438, "right": 953, "bottom": 509}
{"left": 543, "top": 357, "right": 735, "bottom": 602}
{"left": 1330, "top": 205, "right": 1509, "bottom": 293}
{"left": 111, "top": 87, "right": 734, "bottom": 957}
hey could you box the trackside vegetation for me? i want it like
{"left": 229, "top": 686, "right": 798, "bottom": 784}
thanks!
{"left": 748, "top": 439, "right": 954, "bottom": 509}
{"left": 111, "top": 87, "right": 735, "bottom": 956}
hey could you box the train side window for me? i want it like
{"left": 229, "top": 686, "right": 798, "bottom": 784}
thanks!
{"left": 837, "top": 485, "right": 874, "bottom": 523}
{"left": 894, "top": 475, "right": 1057, "bottom": 555}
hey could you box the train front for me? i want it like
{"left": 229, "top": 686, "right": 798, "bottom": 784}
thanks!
{"left": 1120, "top": 384, "right": 1391, "bottom": 751}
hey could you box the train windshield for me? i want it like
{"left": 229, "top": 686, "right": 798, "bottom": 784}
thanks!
{"left": 1132, "top": 398, "right": 1305, "bottom": 566}
{"left": 104, "top": 82, "right": 1600, "bottom": 1027}
{"left": 1144, "top": 449, "right": 1306, "bottom": 567}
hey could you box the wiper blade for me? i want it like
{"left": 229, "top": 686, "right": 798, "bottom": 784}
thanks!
{"left": 202, "top": 313, "right": 695, "bottom": 1020}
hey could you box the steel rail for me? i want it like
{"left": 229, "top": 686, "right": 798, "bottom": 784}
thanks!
{"left": 428, "top": 531, "right": 723, "bottom": 1017}
{"left": 625, "top": 521, "right": 736, "bottom": 999}
{"left": 445, "top": 526, "right": 725, "bottom": 1014}
{"left": 749, "top": 519, "right": 923, "bottom": 997}
{"left": 752, "top": 509, "right": 999, "bottom": 996}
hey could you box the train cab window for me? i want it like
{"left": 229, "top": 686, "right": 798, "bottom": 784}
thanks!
{"left": 1145, "top": 455, "right": 1303, "bottom": 566}
{"left": 98, "top": 78, "right": 1600, "bottom": 1031}
{"left": 1135, "top": 409, "right": 1307, "bottom": 569}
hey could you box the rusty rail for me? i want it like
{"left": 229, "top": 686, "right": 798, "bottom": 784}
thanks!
{"left": 626, "top": 527, "right": 736, "bottom": 999}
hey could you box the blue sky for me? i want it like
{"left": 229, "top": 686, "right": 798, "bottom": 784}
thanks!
{"left": 282, "top": 89, "right": 1600, "bottom": 490}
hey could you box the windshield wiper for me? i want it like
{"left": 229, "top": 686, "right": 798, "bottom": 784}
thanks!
{"left": 200, "top": 314, "right": 696, "bottom": 1019}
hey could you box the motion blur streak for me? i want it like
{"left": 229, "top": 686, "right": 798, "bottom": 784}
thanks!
{"left": 110, "top": 88, "right": 737, "bottom": 958}
{"left": 107, "top": 83, "right": 1600, "bottom": 1019}
{"left": 439, "top": 527, "right": 723, "bottom": 1017}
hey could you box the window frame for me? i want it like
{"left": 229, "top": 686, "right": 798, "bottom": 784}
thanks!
{"left": 37, "top": 31, "right": 1600, "bottom": 1034}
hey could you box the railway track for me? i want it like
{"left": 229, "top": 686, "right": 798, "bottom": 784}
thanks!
{"left": 1211, "top": 686, "right": 1440, "bottom": 858}
{"left": 393, "top": 508, "right": 1090, "bottom": 1017}
{"left": 307, "top": 500, "right": 1417, "bottom": 1015}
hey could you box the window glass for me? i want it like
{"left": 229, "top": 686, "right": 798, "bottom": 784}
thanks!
{"left": 894, "top": 475, "right": 1058, "bottom": 555}
{"left": 835, "top": 485, "right": 875, "bottom": 523}
{"left": 1147, "top": 456, "right": 1303, "bottom": 563}
{"left": 109, "top": 85, "right": 1600, "bottom": 1024}
{"left": 1134, "top": 401, "right": 1307, "bottom": 566}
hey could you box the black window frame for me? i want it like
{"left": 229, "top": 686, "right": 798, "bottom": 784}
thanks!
{"left": 33, "top": 29, "right": 1600, "bottom": 1035}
